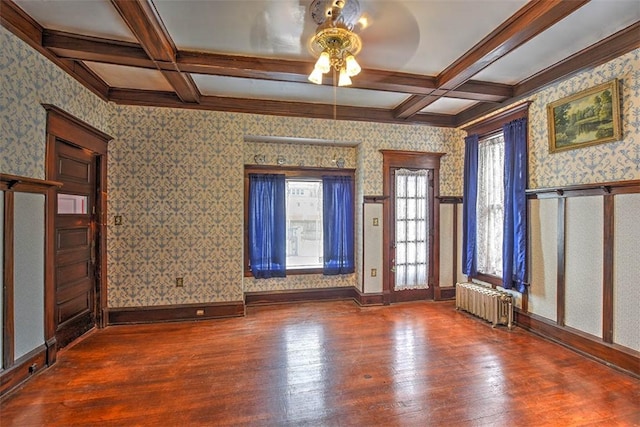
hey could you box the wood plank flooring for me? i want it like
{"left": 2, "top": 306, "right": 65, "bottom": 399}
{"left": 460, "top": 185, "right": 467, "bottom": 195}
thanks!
{"left": 2, "top": 300, "right": 639, "bottom": 426}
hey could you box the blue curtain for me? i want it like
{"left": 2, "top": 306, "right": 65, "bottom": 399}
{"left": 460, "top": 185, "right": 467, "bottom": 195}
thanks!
{"left": 502, "top": 118, "right": 528, "bottom": 292}
{"left": 322, "top": 176, "right": 354, "bottom": 275}
{"left": 248, "top": 174, "right": 286, "bottom": 278}
{"left": 462, "top": 134, "right": 479, "bottom": 277}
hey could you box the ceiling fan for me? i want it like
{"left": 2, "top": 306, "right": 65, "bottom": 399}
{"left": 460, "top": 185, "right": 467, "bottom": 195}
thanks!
{"left": 307, "top": 0, "right": 366, "bottom": 86}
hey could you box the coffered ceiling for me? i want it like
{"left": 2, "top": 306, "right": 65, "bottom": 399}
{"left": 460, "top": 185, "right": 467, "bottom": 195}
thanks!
{"left": 2, "top": 0, "right": 639, "bottom": 127}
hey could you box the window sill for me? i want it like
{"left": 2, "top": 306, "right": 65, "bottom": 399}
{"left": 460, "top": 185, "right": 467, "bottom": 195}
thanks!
{"left": 244, "top": 268, "right": 323, "bottom": 278}
{"left": 473, "top": 273, "right": 502, "bottom": 287}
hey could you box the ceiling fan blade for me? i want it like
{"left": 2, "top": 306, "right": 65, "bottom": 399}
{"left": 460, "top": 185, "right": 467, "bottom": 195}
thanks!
{"left": 249, "top": 1, "right": 307, "bottom": 55}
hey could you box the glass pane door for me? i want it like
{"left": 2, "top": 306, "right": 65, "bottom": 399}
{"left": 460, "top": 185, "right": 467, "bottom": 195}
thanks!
{"left": 394, "top": 168, "right": 429, "bottom": 290}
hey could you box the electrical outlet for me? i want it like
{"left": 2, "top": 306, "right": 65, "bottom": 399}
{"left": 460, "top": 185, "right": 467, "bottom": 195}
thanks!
{"left": 175, "top": 277, "right": 184, "bottom": 287}
{"left": 114, "top": 215, "right": 122, "bottom": 225}
{"left": 196, "top": 309, "right": 204, "bottom": 316}
{"left": 371, "top": 268, "right": 377, "bottom": 277}
{"left": 373, "top": 217, "right": 379, "bottom": 226}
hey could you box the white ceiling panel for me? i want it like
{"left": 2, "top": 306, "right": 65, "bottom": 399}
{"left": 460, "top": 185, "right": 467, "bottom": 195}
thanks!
{"left": 84, "top": 62, "right": 174, "bottom": 92}
{"left": 14, "top": 0, "right": 137, "bottom": 42}
{"left": 153, "top": 0, "right": 312, "bottom": 58}
{"left": 363, "top": 0, "right": 529, "bottom": 75}
{"left": 153, "top": 0, "right": 529, "bottom": 75}
{"left": 420, "top": 97, "right": 479, "bottom": 115}
{"left": 192, "top": 74, "right": 408, "bottom": 109}
{"left": 475, "top": 0, "right": 640, "bottom": 84}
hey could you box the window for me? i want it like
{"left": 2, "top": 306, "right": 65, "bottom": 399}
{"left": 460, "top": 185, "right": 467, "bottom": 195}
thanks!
{"left": 286, "top": 179, "right": 323, "bottom": 269}
{"left": 476, "top": 134, "right": 504, "bottom": 277}
{"left": 244, "top": 166, "right": 354, "bottom": 277}
{"left": 462, "top": 102, "right": 529, "bottom": 290}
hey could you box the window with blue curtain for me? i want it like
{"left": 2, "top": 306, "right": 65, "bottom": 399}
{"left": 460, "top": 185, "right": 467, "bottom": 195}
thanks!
{"left": 246, "top": 167, "right": 355, "bottom": 278}
{"left": 248, "top": 174, "right": 286, "bottom": 278}
{"left": 502, "top": 117, "right": 528, "bottom": 293}
{"left": 322, "top": 175, "right": 354, "bottom": 275}
{"left": 462, "top": 104, "right": 529, "bottom": 290}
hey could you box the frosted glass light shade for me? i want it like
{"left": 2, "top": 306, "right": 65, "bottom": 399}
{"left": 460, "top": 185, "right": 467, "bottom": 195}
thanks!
{"left": 338, "top": 68, "right": 352, "bottom": 86}
{"left": 308, "top": 67, "right": 324, "bottom": 85}
{"left": 315, "top": 51, "right": 331, "bottom": 74}
{"left": 345, "top": 54, "right": 361, "bottom": 77}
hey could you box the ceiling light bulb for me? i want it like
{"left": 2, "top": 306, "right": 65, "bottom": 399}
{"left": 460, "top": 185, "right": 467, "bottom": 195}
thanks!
{"left": 345, "top": 54, "right": 361, "bottom": 77}
{"left": 308, "top": 67, "right": 324, "bottom": 85}
{"left": 315, "top": 51, "right": 331, "bottom": 74}
{"left": 338, "top": 67, "right": 352, "bottom": 86}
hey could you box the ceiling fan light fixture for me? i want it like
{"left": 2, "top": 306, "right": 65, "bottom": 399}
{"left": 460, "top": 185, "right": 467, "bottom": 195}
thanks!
{"left": 308, "top": 67, "right": 324, "bottom": 84}
{"left": 338, "top": 67, "right": 352, "bottom": 86}
{"left": 345, "top": 53, "right": 361, "bottom": 77}
{"left": 308, "top": 1, "right": 362, "bottom": 87}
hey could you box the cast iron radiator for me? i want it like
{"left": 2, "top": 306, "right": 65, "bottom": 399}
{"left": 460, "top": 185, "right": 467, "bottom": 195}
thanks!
{"left": 455, "top": 282, "right": 514, "bottom": 329}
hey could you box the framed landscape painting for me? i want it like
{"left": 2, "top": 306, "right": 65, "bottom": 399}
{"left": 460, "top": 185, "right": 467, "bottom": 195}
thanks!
{"left": 547, "top": 79, "right": 622, "bottom": 153}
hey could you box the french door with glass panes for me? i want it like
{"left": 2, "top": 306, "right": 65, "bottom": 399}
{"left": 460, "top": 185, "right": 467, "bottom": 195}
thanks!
{"left": 390, "top": 168, "right": 434, "bottom": 301}
{"left": 381, "top": 150, "right": 442, "bottom": 304}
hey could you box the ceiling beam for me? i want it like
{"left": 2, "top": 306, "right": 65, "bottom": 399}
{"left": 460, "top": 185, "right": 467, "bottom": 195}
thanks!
{"left": 40, "top": 30, "right": 511, "bottom": 103}
{"left": 110, "top": 0, "right": 200, "bottom": 103}
{"left": 455, "top": 21, "right": 640, "bottom": 127}
{"left": 43, "top": 30, "right": 155, "bottom": 69}
{"left": 109, "top": 88, "right": 456, "bottom": 127}
{"left": 393, "top": 0, "right": 590, "bottom": 119}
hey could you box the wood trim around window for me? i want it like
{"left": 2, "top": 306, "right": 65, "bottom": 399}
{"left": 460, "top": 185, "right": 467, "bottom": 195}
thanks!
{"left": 243, "top": 165, "right": 355, "bottom": 277}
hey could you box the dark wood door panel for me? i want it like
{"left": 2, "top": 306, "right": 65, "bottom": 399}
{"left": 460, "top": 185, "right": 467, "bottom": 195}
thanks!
{"left": 56, "top": 261, "right": 91, "bottom": 287}
{"left": 56, "top": 278, "right": 92, "bottom": 301}
{"left": 58, "top": 155, "right": 91, "bottom": 183}
{"left": 52, "top": 139, "right": 98, "bottom": 349}
{"left": 57, "top": 143, "right": 94, "bottom": 185}
{"left": 57, "top": 292, "right": 91, "bottom": 326}
{"left": 56, "top": 227, "right": 89, "bottom": 250}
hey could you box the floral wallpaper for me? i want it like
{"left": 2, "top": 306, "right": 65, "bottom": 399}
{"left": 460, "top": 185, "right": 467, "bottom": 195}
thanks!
{"left": 3, "top": 26, "right": 638, "bottom": 309}
{"left": 0, "top": 27, "right": 111, "bottom": 178}
{"left": 527, "top": 49, "right": 639, "bottom": 188}
{"left": 108, "top": 107, "right": 461, "bottom": 304}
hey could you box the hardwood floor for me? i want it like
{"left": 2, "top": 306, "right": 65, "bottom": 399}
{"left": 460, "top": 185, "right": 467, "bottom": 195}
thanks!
{"left": 2, "top": 301, "right": 639, "bottom": 426}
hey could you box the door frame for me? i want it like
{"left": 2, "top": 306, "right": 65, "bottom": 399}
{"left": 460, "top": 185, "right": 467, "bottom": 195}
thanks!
{"left": 43, "top": 104, "right": 111, "bottom": 364}
{"left": 380, "top": 150, "right": 444, "bottom": 304}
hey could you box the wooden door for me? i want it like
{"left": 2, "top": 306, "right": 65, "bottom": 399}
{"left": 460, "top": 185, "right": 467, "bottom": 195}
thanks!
{"left": 388, "top": 167, "right": 434, "bottom": 302}
{"left": 52, "top": 140, "right": 98, "bottom": 348}
{"left": 381, "top": 150, "right": 443, "bottom": 304}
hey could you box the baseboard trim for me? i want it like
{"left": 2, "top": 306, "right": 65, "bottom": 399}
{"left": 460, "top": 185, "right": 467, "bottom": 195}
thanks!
{"left": 108, "top": 302, "right": 245, "bottom": 325}
{"left": 515, "top": 310, "right": 640, "bottom": 378}
{"left": 1, "top": 345, "right": 48, "bottom": 398}
{"left": 245, "top": 287, "right": 355, "bottom": 305}
{"left": 352, "top": 288, "right": 385, "bottom": 306}
{"left": 245, "top": 286, "right": 386, "bottom": 307}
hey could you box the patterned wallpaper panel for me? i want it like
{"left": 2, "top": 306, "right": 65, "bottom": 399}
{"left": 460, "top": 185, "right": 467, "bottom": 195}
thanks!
{"left": 108, "top": 107, "right": 461, "bottom": 304}
{"left": 0, "top": 27, "right": 111, "bottom": 178}
{"left": 527, "top": 49, "right": 639, "bottom": 188}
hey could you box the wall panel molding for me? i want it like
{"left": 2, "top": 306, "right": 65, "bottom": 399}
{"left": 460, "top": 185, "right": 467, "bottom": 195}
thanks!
{"left": 523, "top": 179, "right": 640, "bottom": 375}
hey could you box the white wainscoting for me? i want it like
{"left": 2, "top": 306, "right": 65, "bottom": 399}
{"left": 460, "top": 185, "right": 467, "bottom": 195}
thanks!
{"left": 362, "top": 203, "right": 383, "bottom": 293}
{"left": 13, "top": 192, "right": 45, "bottom": 359}
{"left": 439, "top": 203, "right": 454, "bottom": 288}
{"left": 565, "top": 196, "right": 603, "bottom": 338}
{"left": 613, "top": 193, "right": 640, "bottom": 351}
{"left": 528, "top": 198, "right": 558, "bottom": 322}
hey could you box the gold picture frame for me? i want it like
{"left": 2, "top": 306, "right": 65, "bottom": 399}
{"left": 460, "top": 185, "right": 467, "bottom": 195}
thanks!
{"left": 547, "top": 79, "right": 622, "bottom": 153}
